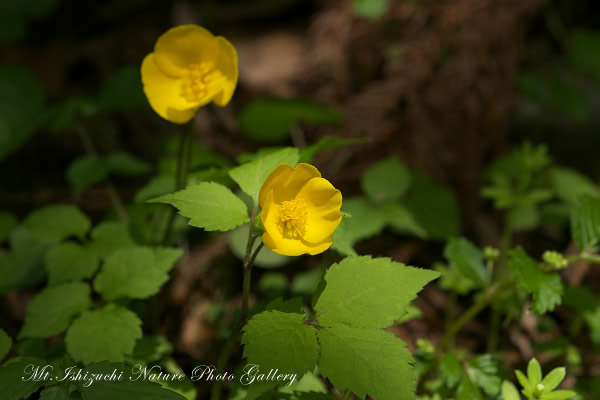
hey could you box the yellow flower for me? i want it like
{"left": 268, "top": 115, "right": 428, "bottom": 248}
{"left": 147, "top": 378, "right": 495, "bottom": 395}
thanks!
{"left": 259, "top": 163, "right": 343, "bottom": 256}
{"left": 141, "top": 24, "right": 238, "bottom": 124}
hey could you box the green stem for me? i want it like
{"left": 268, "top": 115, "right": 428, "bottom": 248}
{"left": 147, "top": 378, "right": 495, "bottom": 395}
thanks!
{"left": 210, "top": 329, "right": 241, "bottom": 400}
{"left": 161, "top": 122, "right": 194, "bottom": 245}
{"left": 566, "top": 254, "right": 600, "bottom": 265}
{"left": 486, "top": 307, "right": 501, "bottom": 353}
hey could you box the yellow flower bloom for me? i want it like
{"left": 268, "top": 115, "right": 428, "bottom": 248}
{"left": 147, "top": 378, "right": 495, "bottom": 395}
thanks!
{"left": 259, "top": 163, "right": 343, "bottom": 256}
{"left": 141, "top": 24, "right": 238, "bottom": 124}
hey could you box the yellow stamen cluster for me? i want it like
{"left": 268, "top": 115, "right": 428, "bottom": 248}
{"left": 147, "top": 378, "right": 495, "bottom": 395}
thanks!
{"left": 279, "top": 199, "right": 308, "bottom": 237}
{"left": 181, "top": 64, "right": 210, "bottom": 102}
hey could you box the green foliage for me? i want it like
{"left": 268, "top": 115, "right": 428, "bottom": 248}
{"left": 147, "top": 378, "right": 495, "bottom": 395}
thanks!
{"left": 0, "top": 0, "right": 59, "bottom": 42}
{"left": 0, "top": 328, "right": 11, "bottom": 361}
{"left": 361, "top": 156, "right": 411, "bottom": 204}
{"left": 0, "top": 227, "right": 48, "bottom": 293}
{"left": 444, "top": 237, "right": 488, "bottom": 287}
{"left": 20, "top": 282, "right": 91, "bottom": 338}
{"left": 438, "top": 354, "right": 462, "bottom": 388}
{"left": 456, "top": 375, "right": 483, "bottom": 400}
{"left": 45, "top": 242, "right": 100, "bottom": 286}
{"left": 66, "top": 304, "right": 142, "bottom": 364}
{"left": 570, "top": 195, "right": 600, "bottom": 252}
{"left": 239, "top": 97, "right": 340, "bottom": 144}
{"left": 96, "top": 66, "right": 148, "bottom": 111}
{"left": 149, "top": 182, "right": 249, "bottom": 231}
{"left": 0, "top": 64, "right": 45, "bottom": 161}
{"left": 468, "top": 354, "right": 503, "bottom": 397}
{"left": 511, "top": 358, "right": 576, "bottom": 400}
{"left": 229, "top": 224, "right": 292, "bottom": 268}
{"left": 568, "top": 29, "right": 600, "bottom": 83}
{"left": 0, "top": 357, "right": 47, "bottom": 400}
{"left": 229, "top": 147, "right": 299, "bottom": 204}
{"left": 94, "top": 247, "right": 182, "bottom": 300}
{"left": 352, "top": 0, "right": 388, "bottom": 20}
{"left": 508, "top": 248, "right": 563, "bottom": 314}
{"left": 298, "top": 136, "right": 366, "bottom": 164}
{"left": 502, "top": 381, "right": 521, "bottom": 400}
{"left": 23, "top": 204, "right": 90, "bottom": 244}
{"left": 0, "top": 212, "right": 17, "bottom": 243}
{"left": 88, "top": 221, "right": 136, "bottom": 259}
{"left": 332, "top": 197, "right": 386, "bottom": 256}
{"left": 550, "top": 168, "right": 600, "bottom": 204}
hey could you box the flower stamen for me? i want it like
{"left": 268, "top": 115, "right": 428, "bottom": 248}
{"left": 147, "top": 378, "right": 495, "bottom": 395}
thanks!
{"left": 181, "top": 64, "right": 211, "bottom": 102}
{"left": 279, "top": 199, "right": 308, "bottom": 237}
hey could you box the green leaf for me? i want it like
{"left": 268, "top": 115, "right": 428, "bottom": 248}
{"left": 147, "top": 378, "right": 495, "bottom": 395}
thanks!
{"left": 23, "top": 204, "right": 91, "bottom": 244}
{"left": 229, "top": 224, "right": 292, "bottom": 268}
{"left": 318, "top": 325, "right": 414, "bottom": 400}
{"left": 360, "top": 156, "right": 411, "bottom": 203}
{"left": 382, "top": 203, "right": 427, "bottom": 238}
{"left": 541, "top": 367, "right": 566, "bottom": 393}
{"left": 551, "top": 168, "right": 599, "bottom": 204}
{"left": 105, "top": 151, "right": 151, "bottom": 176}
{"left": 47, "top": 96, "right": 96, "bottom": 132}
{"left": 291, "top": 267, "right": 325, "bottom": 296}
{"left": 439, "top": 353, "right": 462, "bottom": 388}
{"left": 74, "top": 362, "right": 185, "bottom": 400}
{"left": 539, "top": 390, "right": 577, "bottom": 400}
{"left": 444, "top": 237, "right": 487, "bottom": 287}
{"left": 515, "top": 369, "right": 533, "bottom": 393}
{"left": 395, "top": 304, "right": 422, "bottom": 324}
{"left": 45, "top": 242, "right": 100, "bottom": 286}
{"left": 0, "top": 357, "right": 46, "bottom": 400}
{"left": 527, "top": 358, "right": 542, "bottom": 386}
{"left": 67, "top": 156, "right": 110, "bottom": 194}
{"left": 314, "top": 256, "right": 439, "bottom": 328}
{"left": 66, "top": 304, "right": 142, "bottom": 364}
{"left": 402, "top": 170, "right": 460, "bottom": 240}
{"left": 0, "top": 212, "right": 17, "bottom": 243}
{"left": 96, "top": 65, "right": 148, "bottom": 111}
{"left": 299, "top": 136, "right": 367, "bottom": 164}
{"left": 279, "top": 372, "right": 327, "bottom": 394}
{"left": 456, "top": 375, "right": 484, "bottom": 400}
{"left": 229, "top": 147, "right": 299, "bottom": 203}
{"left": 0, "top": 64, "right": 45, "bottom": 161}
{"left": 242, "top": 311, "right": 319, "bottom": 376}
{"left": 40, "top": 386, "right": 69, "bottom": 400}
{"left": 135, "top": 175, "right": 176, "bottom": 202}
{"left": 239, "top": 97, "right": 340, "bottom": 144}
{"left": 584, "top": 307, "right": 600, "bottom": 346}
{"left": 0, "top": 227, "right": 47, "bottom": 293}
{"left": 94, "top": 247, "right": 182, "bottom": 300}
{"left": 20, "top": 282, "right": 91, "bottom": 338}
{"left": 469, "top": 354, "right": 502, "bottom": 396}
{"left": 149, "top": 182, "right": 249, "bottom": 231}
{"left": 508, "top": 248, "right": 563, "bottom": 314}
{"left": 570, "top": 195, "right": 600, "bottom": 252}
{"left": 501, "top": 380, "right": 520, "bottom": 400}
{"left": 508, "top": 205, "right": 540, "bottom": 232}
{"left": 88, "top": 221, "right": 136, "bottom": 259}
{"left": 331, "top": 197, "right": 386, "bottom": 256}
{"left": 568, "top": 29, "right": 600, "bottom": 82}
{"left": 128, "top": 336, "right": 173, "bottom": 364}
{"left": 352, "top": 0, "right": 388, "bottom": 19}
{"left": 0, "top": 328, "right": 11, "bottom": 361}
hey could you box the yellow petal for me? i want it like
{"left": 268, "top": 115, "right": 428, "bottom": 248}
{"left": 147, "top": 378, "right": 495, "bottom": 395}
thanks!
{"left": 296, "top": 177, "right": 342, "bottom": 243}
{"left": 141, "top": 53, "right": 200, "bottom": 124}
{"left": 212, "top": 37, "right": 238, "bottom": 106}
{"left": 260, "top": 189, "right": 332, "bottom": 256}
{"left": 259, "top": 163, "right": 321, "bottom": 207}
{"left": 154, "top": 25, "right": 220, "bottom": 78}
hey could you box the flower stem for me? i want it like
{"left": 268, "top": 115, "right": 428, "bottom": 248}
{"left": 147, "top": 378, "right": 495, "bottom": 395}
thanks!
{"left": 161, "top": 121, "right": 194, "bottom": 245}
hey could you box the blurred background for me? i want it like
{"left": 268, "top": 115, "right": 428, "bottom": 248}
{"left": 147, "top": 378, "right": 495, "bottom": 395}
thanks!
{"left": 2, "top": 0, "right": 600, "bottom": 397}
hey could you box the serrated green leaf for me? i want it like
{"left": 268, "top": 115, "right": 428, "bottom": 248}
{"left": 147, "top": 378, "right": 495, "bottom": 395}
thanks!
{"left": 20, "top": 282, "right": 91, "bottom": 338}
{"left": 242, "top": 311, "right": 318, "bottom": 377}
{"left": 570, "top": 195, "right": 600, "bottom": 252}
{"left": 541, "top": 367, "right": 566, "bottom": 393}
{"left": 0, "top": 328, "right": 11, "bottom": 361}
{"left": 314, "top": 256, "right": 439, "bottom": 328}
{"left": 229, "top": 224, "right": 292, "bottom": 269}
{"left": 94, "top": 247, "right": 182, "bottom": 300}
{"left": 23, "top": 204, "right": 91, "bottom": 243}
{"left": 105, "top": 151, "right": 151, "bottom": 176}
{"left": 444, "top": 237, "right": 487, "bottom": 287}
{"left": 279, "top": 372, "right": 327, "bottom": 394}
{"left": 239, "top": 97, "right": 340, "bottom": 144}
{"left": 539, "top": 390, "right": 577, "bottom": 400}
{"left": 299, "top": 136, "right": 366, "bottom": 164}
{"left": 331, "top": 197, "right": 386, "bottom": 256}
{"left": 0, "top": 64, "right": 45, "bottom": 161}
{"left": 66, "top": 304, "right": 142, "bottom": 364}
{"left": 39, "top": 386, "right": 69, "bottom": 400}
{"left": 469, "top": 354, "right": 502, "bottom": 396}
{"left": 45, "top": 242, "right": 99, "bottom": 286}
{"left": 0, "top": 212, "right": 17, "bottom": 243}
{"left": 318, "top": 325, "right": 414, "bottom": 400}
{"left": 73, "top": 362, "right": 185, "bottom": 400}
{"left": 551, "top": 168, "right": 599, "bottom": 204}
{"left": 456, "top": 375, "right": 484, "bottom": 400}
{"left": 501, "top": 380, "right": 520, "bottom": 400}
{"left": 88, "top": 221, "right": 136, "bottom": 259}
{"left": 509, "top": 248, "right": 563, "bottom": 314}
{"left": 228, "top": 147, "right": 299, "bottom": 203}
{"left": 67, "top": 155, "right": 110, "bottom": 194}
{"left": 149, "top": 182, "right": 249, "bottom": 231}
{"left": 439, "top": 353, "right": 462, "bottom": 388}
{"left": 96, "top": 65, "right": 148, "bottom": 111}
{"left": 360, "top": 156, "right": 411, "bottom": 203}
{"left": 0, "top": 357, "right": 46, "bottom": 400}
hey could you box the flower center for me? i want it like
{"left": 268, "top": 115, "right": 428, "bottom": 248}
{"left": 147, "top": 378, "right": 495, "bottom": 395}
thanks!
{"left": 279, "top": 199, "right": 308, "bottom": 237}
{"left": 181, "top": 64, "right": 227, "bottom": 103}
